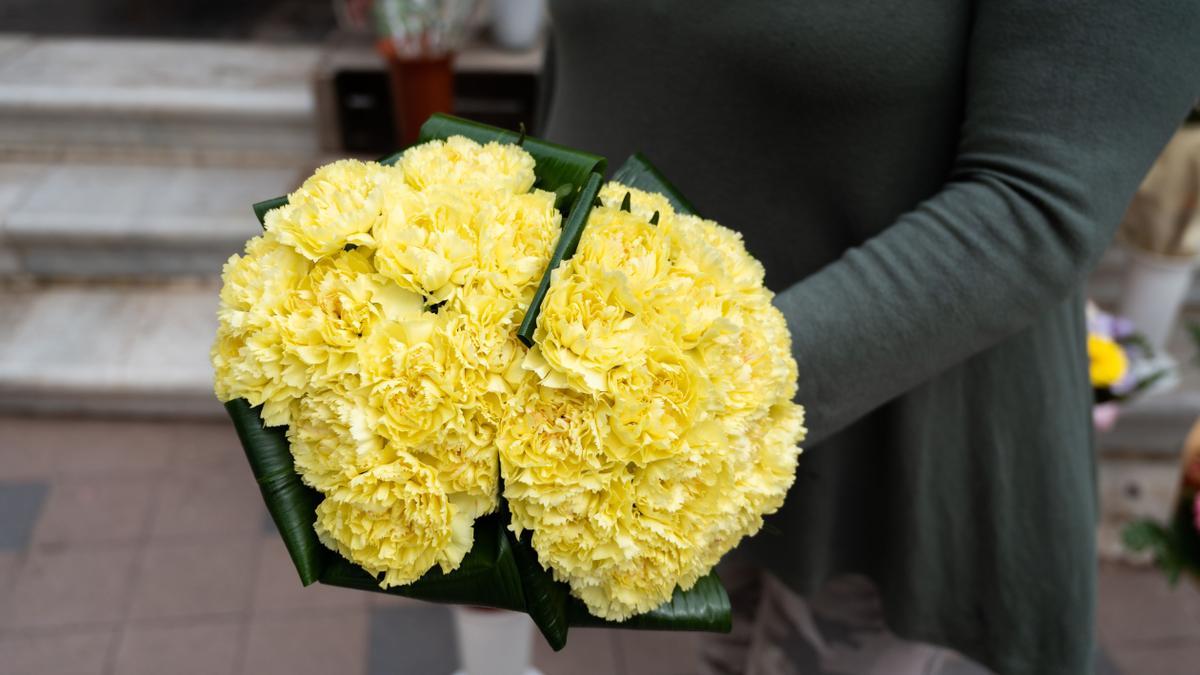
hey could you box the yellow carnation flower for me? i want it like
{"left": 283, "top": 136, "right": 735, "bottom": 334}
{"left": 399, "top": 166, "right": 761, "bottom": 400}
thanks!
{"left": 573, "top": 206, "right": 671, "bottom": 297}
{"left": 411, "top": 416, "right": 500, "bottom": 521}
{"left": 287, "top": 387, "right": 390, "bottom": 493}
{"left": 364, "top": 316, "right": 464, "bottom": 447}
{"left": 267, "top": 159, "right": 392, "bottom": 260}
{"left": 372, "top": 182, "right": 483, "bottom": 304}
{"left": 699, "top": 297, "right": 798, "bottom": 431}
{"left": 399, "top": 135, "right": 536, "bottom": 195}
{"left": 602, "top": 344, "right": 709, "bottom": 463}
{"left": 211, "top": 232, "right": 314, "bottom": 425}
{"left": 526, "top": 263, "right": 650, "bottom": 394}
{"left": 315, "top": 453, "right": 474, "bottom": 587}
{"left": 499, "top": 382, "right": 615, "bottom": 517}
{"left": 675, "top": 213, "right": 766, "bottom": 295}
{"left": 475, "top": 190, "right": 562, "bottom": 292}
{"left": 439, "top": 291, "right": 525, "bottom": 396}
{"left": 211, "top": 324, "right": 301, "bottom": 427}
{"left": 280, "top": 248, "right": 423, "bottom": 387}
{"left": 216, "top": 232, "right": 311, "bottom": 330}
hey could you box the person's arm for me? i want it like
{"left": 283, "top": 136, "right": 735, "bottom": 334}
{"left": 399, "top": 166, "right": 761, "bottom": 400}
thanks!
{"left": 776, "top": 0, "right": 1200, "bottom": 444}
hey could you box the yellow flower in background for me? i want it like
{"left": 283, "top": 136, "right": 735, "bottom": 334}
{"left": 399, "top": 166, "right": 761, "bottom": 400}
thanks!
{"left": 1088, "top": 333, "right": 1129, "bottom": 388}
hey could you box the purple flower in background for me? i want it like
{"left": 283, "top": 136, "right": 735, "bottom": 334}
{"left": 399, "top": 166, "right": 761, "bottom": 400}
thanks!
{"left": 1087, "top": 302, "right": 1137, "bottom": 339}
{"left": 1087, "top": 301, "right": 1163, "bottom": 399}
{"left": 1089, "top": 311, "right": 1135, "bottom": 341}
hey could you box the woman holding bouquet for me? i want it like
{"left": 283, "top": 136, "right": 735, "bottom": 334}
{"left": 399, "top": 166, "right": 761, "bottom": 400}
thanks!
{"left": 544, "top": 2, "right": 1198, "bottom": 673}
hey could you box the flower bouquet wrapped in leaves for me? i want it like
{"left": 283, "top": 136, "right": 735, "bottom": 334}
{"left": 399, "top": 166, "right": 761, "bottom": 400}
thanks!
{"left": 213, "top": 115, "right": 806, "bottom": 649}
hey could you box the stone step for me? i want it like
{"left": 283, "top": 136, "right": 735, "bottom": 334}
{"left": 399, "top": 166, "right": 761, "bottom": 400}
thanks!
{"left": 0, "top": 162, "right": 301, "bottom": 279}
{"left": 0, "top": 283, "right": 222, "bottom": 418}
{"left": 0, "top": 35, "right": 320, "bottom": 163}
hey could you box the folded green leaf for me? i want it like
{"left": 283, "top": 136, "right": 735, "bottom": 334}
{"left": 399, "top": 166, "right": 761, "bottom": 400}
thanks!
{"left": 517, "top": 171, "right": 604, "bottom": 346}
{"left": 565, "top": 572, "right": 732, "bottom": 633}
{"left": 225, "top": 399, "right": 326, "bottom": 585}
{"left": 252, "top": 195, "right": 289, "bottom": 229}
{"left": 509, "top": 529, "right": 571, "bottom": 650}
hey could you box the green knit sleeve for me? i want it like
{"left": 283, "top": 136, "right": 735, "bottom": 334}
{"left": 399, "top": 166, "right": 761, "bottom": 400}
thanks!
{"left": 775, "top": 0, "right": 1200, "bottom": 443}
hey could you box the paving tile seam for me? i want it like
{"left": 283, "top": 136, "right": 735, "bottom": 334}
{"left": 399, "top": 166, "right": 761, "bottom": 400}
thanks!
{"left": 229, "top": 532, "right": 267, "bottom": 675}
{"left": 103, "top": 458, "right": 176, "bottom": 675}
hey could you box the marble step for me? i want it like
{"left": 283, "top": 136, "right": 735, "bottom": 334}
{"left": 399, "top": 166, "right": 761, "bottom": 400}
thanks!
{"left": 0, "top": 283, "right": 222, "bottom": 418}
{"left": 0, "top": 162, "right": 300, "bottom": 279}
{"left": 0, "top": 35, "right": 320, "bottom": 163}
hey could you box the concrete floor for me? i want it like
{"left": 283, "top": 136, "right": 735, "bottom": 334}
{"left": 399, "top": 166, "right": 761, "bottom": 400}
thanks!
{"left": 0, "top": 416, "right": 1197, "bottom": 675}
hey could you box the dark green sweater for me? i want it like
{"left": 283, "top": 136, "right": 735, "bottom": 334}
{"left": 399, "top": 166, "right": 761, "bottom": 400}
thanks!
{"left": 544, "top": 2, "right": 1200, "bottom": 673}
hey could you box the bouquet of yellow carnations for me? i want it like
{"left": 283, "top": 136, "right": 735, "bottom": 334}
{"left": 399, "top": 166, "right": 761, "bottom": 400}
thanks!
{"left": 213, "top": 115, "right": 805, "bottom": 648}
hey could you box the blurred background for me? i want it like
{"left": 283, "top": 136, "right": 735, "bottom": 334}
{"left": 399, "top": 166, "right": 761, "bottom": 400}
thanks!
{"left": 0, "top": 1, "right": 1197, "bottom": 674}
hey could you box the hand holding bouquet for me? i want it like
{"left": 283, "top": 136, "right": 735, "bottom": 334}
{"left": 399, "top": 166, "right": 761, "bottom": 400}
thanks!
{"left": 212, "top": 116, "right": 805, "bottom": 647}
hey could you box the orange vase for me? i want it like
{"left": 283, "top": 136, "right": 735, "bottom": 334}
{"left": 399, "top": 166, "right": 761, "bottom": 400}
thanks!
{"left": 378, "top": 40, "right": 455, "bottom": 146}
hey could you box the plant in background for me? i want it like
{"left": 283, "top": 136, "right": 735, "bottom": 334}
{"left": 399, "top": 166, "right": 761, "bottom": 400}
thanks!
{"left": 372, "top": 0, "right": 480, "bottom": 58}
{"left": 1123, "top": 321, "right": 1200, "bottom": 583}
{"left": 1087, "top": 302, "right": 1172, "bottom": 431}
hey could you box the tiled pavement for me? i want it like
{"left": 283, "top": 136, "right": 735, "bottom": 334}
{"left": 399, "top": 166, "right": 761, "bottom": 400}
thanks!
{"left": 0, "top": 417, "right": 1197, "bottom": 675}
{"left": 0, "top": 417, "right": 704, "bottom": 675}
